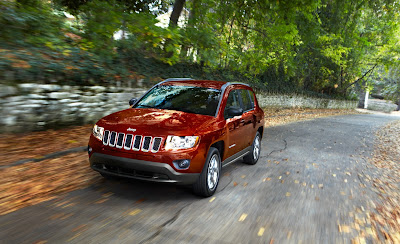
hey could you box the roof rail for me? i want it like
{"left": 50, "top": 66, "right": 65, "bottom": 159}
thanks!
{"left": 163, "top": 78, "right": 194, "bottom": 82}
{"left": 221, "top": 81, "right": 250, "bottom": 90}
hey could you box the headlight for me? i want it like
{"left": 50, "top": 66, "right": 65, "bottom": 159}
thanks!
{"left": 92, "top": 124, "right": 104, "bottom": 141}
{"left": 165, "top": 136, "right": 199, "bottom": 150}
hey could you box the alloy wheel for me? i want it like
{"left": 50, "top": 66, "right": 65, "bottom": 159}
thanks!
{"left": 253, "top": 135, "right": 260, "bottom": 160}
{"left": 207, "top": 154, "right": 220, "bottom": 190}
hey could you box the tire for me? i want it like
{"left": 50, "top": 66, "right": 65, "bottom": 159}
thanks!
{"left": 193, "top": 147, "right": 221, "bottom": 197}
{"left": 243, "top": 131, "right": 261, "bottom": 165}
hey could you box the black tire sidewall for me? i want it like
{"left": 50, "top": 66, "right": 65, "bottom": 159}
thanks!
{"left": 193, "top": 147, "right": 221, "bottom": 197}
{"left": 244, "top": 131, "right": 261, "bottom": 165}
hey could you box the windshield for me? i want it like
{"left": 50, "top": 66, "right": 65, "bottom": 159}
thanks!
{"left": 133, "top": 85, "right": 221, "bottom": 116}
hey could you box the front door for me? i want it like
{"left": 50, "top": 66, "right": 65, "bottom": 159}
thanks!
{"left": 224, "top": 90, "right": 247, "bottom": 159}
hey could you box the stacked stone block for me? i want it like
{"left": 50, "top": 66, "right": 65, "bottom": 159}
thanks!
{"left": 0, "top": 84, "right": 358, "bottom": 133}
{"left": 0, "top": 84, "right": 146, "bottom": 132}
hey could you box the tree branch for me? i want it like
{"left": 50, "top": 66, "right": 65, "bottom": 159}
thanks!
{"left": 342, "top": 63, "right": 378, "bottom": 90}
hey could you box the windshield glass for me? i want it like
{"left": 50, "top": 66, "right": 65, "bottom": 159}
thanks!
{"left": 134, "top": 85, "right": 221, "bottom": 116}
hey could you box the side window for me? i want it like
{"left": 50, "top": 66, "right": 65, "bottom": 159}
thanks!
{"left": 248, "top": 90, "right": 255, "bottom": 108}
{"left": 224, "top": 90, "right": 240, "bottom": 119}
{"left": 239, "top": 89, "right": 254, "bottom": 111}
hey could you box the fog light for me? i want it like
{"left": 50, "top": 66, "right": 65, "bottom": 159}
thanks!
{"left": 88, "top": 146, "right": 92, "bottom": 154}
{"left": 173, "top": 159, "right": 190, "bottom": 169}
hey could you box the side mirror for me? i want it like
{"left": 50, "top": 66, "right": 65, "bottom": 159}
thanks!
{"left": 129, "top": 98, "right": 137, "bottom": 106}
{"left": 227, "top": 107, "right": 243, "bottom": 118}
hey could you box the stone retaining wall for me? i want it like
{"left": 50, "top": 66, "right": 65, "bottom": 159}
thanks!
{"left": 0, "top": 84, "right": 147, "bottom": 133}
{"left": 256, "top": 93, "right": 358, "bottom": 109}
{"left": 366, "top": 99, "right": 398, "bottom": 113}
{"left": 0, "top": 84, "right": 357, "bottom": 133}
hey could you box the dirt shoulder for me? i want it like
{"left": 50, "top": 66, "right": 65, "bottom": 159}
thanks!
{"left": 263, "top": 107, "right": 361, "bottom": 127}
{"left": 0, "top": 108, "right": 361, "bottom": 215}
{"left": 0, "top": 125, "right": 93, "bottom": 166}
{"left": 367, "top": 120, "right": 400, "bottom": 242}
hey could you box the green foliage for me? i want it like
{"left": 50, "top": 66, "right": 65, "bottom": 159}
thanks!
{"left": 372, "top": 66, "right": 400, "bottom": 103}
{"left": 0, "top": 44, "right": 122, "bottom": 85}
{"left": 55, "top": 0, "right": 168, "bottom": 15}
{"left": 0, "top": 1, "right": 64, "bottom": 46}
{"left": 1, "top": 0, "right": 400, "bottom": 101}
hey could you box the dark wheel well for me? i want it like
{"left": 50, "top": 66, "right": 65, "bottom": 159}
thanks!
{"left": 210, "top": 141, "right": 224, "bottom": 159}
{"left": 257, "top": 126, "right": 264, "bottom": 139}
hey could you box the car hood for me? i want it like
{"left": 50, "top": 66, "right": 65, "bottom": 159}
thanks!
{"left": 97, "top": 108, "right": 217, "bottom": 136}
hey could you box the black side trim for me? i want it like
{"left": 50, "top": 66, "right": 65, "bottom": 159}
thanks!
{"left": 221, "top": 146, "right": 251, "bottom": 167}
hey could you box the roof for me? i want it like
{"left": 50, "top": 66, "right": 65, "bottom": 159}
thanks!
{"left": 161, "top": 79, "right": 228, "bottom": 90}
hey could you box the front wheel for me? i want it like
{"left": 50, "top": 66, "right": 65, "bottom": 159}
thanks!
{"left": 193, "top": 147, "right": 221, "bottom": 197}
{"left": 243, "top": 131, "right": 261, "bottom": 165}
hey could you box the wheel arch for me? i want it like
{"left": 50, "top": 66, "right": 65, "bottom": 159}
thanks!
{"left": 210, "top": 140, "right": 224, "bottom": 160}
{"left": 257, "top": 126, "right": 264, "bottom": 139}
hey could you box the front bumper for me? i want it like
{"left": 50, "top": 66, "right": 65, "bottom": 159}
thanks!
{"left": 89, "top": 152, "right": 200, "bottom": 185}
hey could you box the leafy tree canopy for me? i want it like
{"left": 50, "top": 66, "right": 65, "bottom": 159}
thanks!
{"left": 1, "top": 0, "right": 400, "bottom": 100}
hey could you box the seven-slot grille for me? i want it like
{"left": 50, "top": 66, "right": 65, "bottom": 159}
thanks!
{"left": 102, "top": 130, "right": 163, "bottom": 153}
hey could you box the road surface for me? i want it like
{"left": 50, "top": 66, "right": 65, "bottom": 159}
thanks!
{"left": 1, "top": 114, "right": 399, "bottom": 243}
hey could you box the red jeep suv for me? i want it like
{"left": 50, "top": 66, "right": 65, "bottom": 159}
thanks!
{"left": 88, "top": 79, "right": 264, "bottom": 196}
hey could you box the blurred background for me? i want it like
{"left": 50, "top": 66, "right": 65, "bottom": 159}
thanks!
{"left": 1, "top": 1, "right": 400, "bottom": 243}
{"left": 1, "top": 0, "right": 400, "bottom": 132}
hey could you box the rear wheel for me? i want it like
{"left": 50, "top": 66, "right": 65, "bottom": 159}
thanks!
{"left": 193, "top": 147, "right": 221, "bottom": 197}
{"left": 243, "top": 131, "right": 261, "bottom": 165}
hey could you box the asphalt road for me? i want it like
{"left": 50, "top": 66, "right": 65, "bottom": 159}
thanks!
{"left": 1, "top": 114, "right": 399, "bottom": 244}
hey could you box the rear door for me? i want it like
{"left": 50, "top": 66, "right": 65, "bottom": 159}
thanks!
{"left": 237, "top": 89, "right": 256, "bottom": 148}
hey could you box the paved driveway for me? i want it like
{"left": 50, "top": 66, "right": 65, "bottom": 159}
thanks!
{"left": 1, "top": 114, "right": 399, "bottom": 243}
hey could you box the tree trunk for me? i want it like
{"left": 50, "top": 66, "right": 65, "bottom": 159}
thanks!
{"left": 342, "top": 64, "right": 377, "bottom": 92}
{"left": 397, "top": 99, "right": 400, "bottom": 111}
{"left": 169, "top": 0, "right": 186, "bottom": 28}
{"left": 121, "top": 20, "right": 126, "bottom": 40}
{"left": 165, "top": 0, "right": 186, "bottom": 58}
{"left": 355, "top": 81, "right": 365, "bottom": 108}
{"left": 180, "top": 0, "right": 199, "bottom": 59}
